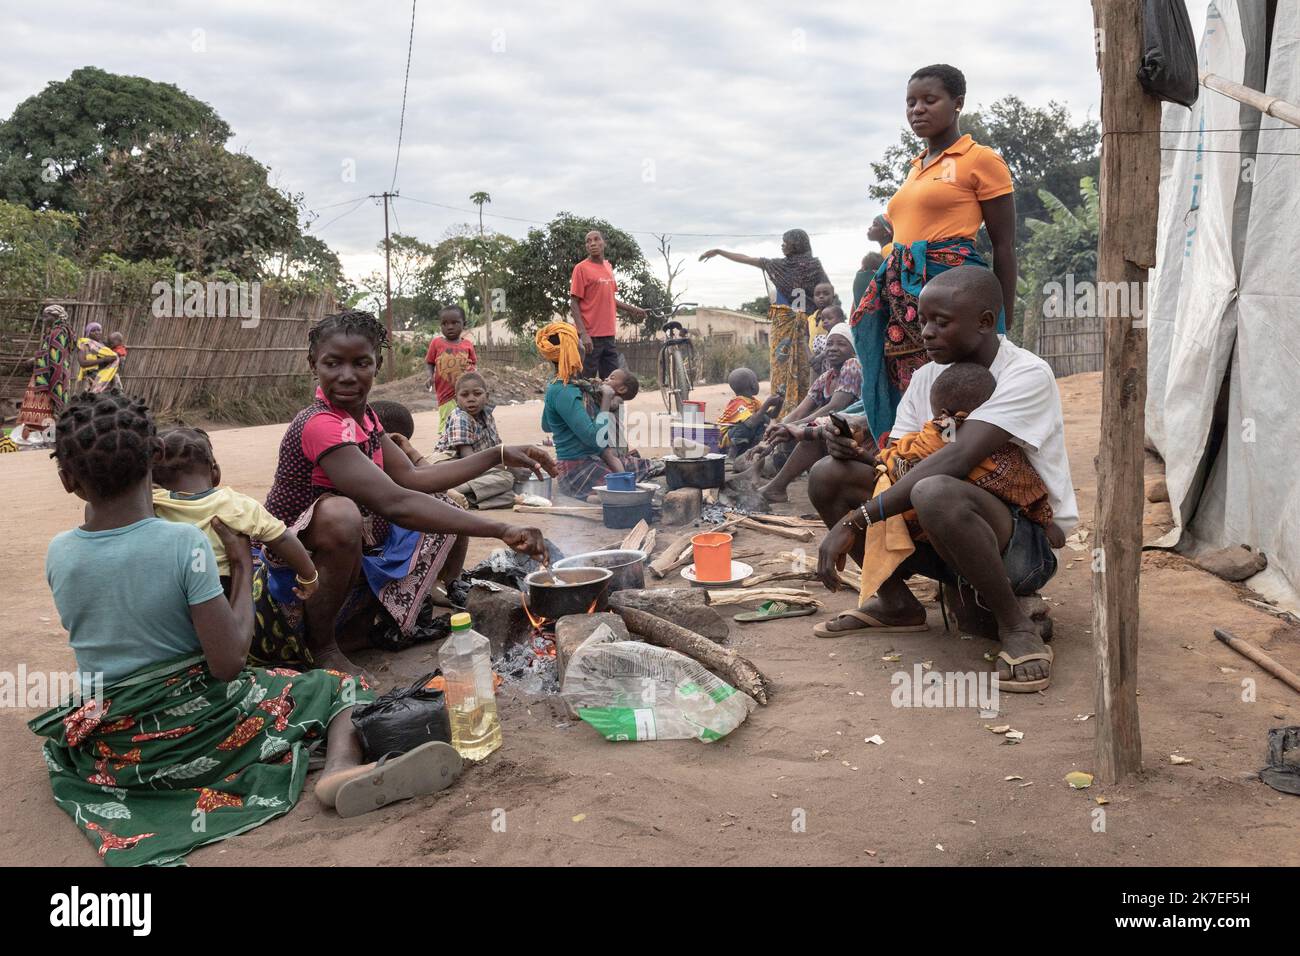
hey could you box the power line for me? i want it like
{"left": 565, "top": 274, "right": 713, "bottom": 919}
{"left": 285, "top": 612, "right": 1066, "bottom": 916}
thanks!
{"left": 397, "top": 194, "right": 830, "bottom": 239}
{"left": 390, "top": 0, "right": 417, "bottom": 192}
{"left": 312, "top": 195, "right": 371, "bottom": 210}
{"left": 314, "top": 197, "right": 370, "bottom": 233}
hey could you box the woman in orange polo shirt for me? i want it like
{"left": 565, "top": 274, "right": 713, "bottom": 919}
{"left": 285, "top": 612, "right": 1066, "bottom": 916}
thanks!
{"left": 851, "top": 63, "right": 1017, "bottom": 442}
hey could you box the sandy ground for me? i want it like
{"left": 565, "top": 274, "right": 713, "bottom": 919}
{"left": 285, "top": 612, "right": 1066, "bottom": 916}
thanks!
{"left": 2, "top": 374, "right": 1298, "bottom": 867}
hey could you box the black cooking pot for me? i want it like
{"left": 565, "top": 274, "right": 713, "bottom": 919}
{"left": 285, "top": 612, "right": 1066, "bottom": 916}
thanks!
{"left": 664, "top": 453, "right": 726, "bottom": 490}
{"left": 522, "top": 567, "right": 612, "bottom": 619}
{"left": 553, "top": 550, "right": 647, "bottom": 592}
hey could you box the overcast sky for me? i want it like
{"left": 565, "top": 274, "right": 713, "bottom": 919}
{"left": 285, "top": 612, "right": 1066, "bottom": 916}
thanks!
{"left": 4, "top": 0, "right": 1213, "bottom": 309}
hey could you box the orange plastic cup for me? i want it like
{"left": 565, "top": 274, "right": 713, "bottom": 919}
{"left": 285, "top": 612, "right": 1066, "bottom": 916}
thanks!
{"left": 692, "top": 532, "right": 733, "bottom": 582}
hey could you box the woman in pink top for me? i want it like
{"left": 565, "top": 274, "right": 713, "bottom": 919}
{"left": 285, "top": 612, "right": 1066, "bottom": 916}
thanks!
{"left": 258, "top": 310, "right": 556, "bottom": 677}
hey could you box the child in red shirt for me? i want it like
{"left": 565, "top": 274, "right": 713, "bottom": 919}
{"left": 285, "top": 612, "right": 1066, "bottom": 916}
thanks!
{"left": 424, "top": 305, "right": 477, "bottom": 428}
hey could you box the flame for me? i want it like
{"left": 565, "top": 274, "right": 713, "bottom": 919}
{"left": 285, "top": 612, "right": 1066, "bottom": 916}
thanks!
{"left": 523, "top": 600, "right": 548, "bottom": 630}
{"left": 586, "top": 598, "right": 598, "bottom": 614}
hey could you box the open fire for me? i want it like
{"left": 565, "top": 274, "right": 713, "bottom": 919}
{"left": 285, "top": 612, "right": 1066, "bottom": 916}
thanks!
{"left": 522, "top": 596, "right": 600, "bottom": 660}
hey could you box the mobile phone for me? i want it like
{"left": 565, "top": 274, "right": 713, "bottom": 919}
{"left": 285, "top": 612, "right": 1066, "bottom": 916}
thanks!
{"left": 829, "top": 413, "right": 853, "bottom": 439}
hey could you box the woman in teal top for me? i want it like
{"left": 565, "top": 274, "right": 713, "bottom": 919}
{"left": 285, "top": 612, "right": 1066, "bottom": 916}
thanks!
{"left": 537, "top": 322, "right": 653, "bottom": 500}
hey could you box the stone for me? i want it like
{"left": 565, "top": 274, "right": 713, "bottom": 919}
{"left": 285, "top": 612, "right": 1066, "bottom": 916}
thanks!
{"left": 1196, "top": 545, "right": 1267, "bottom": 582}
{"left": 661, "top": 488, "right": 703, "bottom": 526}
{"left": 555, "top": 612, "right": 629, "bottom": 681}
{"left": 609, "top": 588, "right": 729, "bottom": 642}
{"left": 464, "top": 582, "right": 532, "bottom": 657}
{"left": 1144, "top": 475, "right": 1169, "bottom": 503}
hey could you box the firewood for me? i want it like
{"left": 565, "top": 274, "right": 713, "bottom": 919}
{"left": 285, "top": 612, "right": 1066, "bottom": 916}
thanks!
{"left": 727, "top": 515, "right": 816, "bottom": 541}
{"left": 612, "top": 604, "right": 769, "bottom": 704}
{"left": 704, "top": 587, "right": 822, "bottom": 608}
{"left": 609, "top": 589, "right": 729, "bottom": 642}
{"left": 620, "top": 520, "right": 651, "bottom": 551}
{"left": 514, "top": 504, "right": 604, "bottom": 523}
{"left": 743, "top": 514, "right": 825, "bottom": 528}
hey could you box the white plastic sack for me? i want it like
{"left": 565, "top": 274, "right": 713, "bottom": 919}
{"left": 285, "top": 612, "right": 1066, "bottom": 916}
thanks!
{"left": 560, "top": 624, "right": 755, "bottom": 742}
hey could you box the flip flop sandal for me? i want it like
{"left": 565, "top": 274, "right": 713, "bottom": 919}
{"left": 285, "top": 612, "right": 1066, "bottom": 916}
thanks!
{"left": 333, "top": 741, "right": 464, "bottom": 819}
{"left": 734, "top": 600, "right": 817, "bottom": 623}
{"left": 812, "top": 608, "right": 930, "bottom": 638}
{"left": 992, "top": 646, "right": 1054, "bottom": 693}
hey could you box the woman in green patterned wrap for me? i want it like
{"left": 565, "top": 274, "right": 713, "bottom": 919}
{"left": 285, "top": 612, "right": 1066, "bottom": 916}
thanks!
{"left": 29, "top": 392, "right": 461, "bottom": 866}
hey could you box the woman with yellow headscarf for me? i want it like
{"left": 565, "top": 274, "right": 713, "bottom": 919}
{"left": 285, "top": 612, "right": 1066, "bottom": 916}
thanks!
{"left": 537, "top": 322, "right": 652, "bottom": 499}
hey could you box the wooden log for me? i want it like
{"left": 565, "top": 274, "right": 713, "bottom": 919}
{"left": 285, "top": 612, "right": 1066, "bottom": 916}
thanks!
{"left": 620, "top": 519, "right": 651, "bottom": 552}
{"left": 745, "top": 568, "right": 858, "bottom": 590}
{"left": 740, "top": 513, "right": 825, "bottom": 528}
{"left": 1091, "top": 0, "right": 1162, "bottom": 784}
{"left": 613, "top": 604, "right": 769, "bottom": 705}
{"left": 608, "top": 589, "right": 729, "bottom": 642}
{"left": 732, "top": 516, "right": 815, "bottom": 542}
{"left": 705, "top": 587, "right": 821, "bottom": 607}
{"left": 1214, "top": 629, "right": 1300, "bottom": 694}
{"left": 513, "top": 504, "right": 604, "bottom": 523}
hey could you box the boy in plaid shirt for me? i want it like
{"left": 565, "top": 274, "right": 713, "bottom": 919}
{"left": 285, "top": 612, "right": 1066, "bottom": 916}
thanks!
{"left": 430, "top": 372, "right": 516, "bottom": 508}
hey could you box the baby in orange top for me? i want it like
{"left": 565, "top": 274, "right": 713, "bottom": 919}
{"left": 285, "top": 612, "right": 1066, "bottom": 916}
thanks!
{"left": 881, "top": 362, "right": 1052, "bottom": 529}
{"left": 717, "top": 367, "right": 784, "bottom": 457}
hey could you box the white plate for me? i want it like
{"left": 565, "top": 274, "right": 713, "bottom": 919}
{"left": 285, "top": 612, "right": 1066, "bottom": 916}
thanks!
{"left": 681, "top": 561, "right": 753, "bottom": 587}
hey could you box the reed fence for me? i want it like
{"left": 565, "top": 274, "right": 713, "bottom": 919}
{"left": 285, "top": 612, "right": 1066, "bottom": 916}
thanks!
{"left": 1, "top": 272, "right": 335, "bottom": 419}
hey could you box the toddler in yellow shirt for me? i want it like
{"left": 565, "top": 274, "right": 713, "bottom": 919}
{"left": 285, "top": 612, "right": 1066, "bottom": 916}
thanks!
{"left": 151, "top": 427, "right": 318, "bottom": 598}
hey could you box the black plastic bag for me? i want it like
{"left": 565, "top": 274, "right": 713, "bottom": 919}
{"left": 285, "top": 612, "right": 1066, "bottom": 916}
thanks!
{"left": 462, "top": 541, "right": 564, "bottom": 591}
{"left": 367, "top": 601, "right": 452, "bottom": 652}
{"left": 1138, "top": 0, "right": 1199, "bottom": 107}
{"left": 351, "top": 672, "right": 450, "bottom": 762}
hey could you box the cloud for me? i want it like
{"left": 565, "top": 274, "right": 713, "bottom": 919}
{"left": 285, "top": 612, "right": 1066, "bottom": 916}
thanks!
{"left": 2, "top": 0, "right": 1213, "bottom": 307}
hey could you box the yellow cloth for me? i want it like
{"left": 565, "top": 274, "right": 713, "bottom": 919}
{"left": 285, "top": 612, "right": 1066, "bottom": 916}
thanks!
{"left": 857, "top": 466, "right": 917, "bottom": 603}
{"left": 807, "top": 310, "right": 821, "bottom": 348}
{"left": 438, "top": 399, "right": 456, "bottom": 430}
{"left": 75, "top": 337, "right": 119, "bottom": 387}
{"left": 152, "top": 487, "right": 287, "bottom": 575}
{"left": 535, "top": 321, "right": 583, "bottom": 384}
{"left": 768, "top": 304, "right": 811, "bottom": 409}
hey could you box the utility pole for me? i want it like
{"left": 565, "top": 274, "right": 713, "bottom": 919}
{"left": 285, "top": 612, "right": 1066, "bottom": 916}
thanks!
{"left": 370, "top": 191, "right": 399, "bottom": 381}
{"left": 1089, "top": 0, "right": 1161, "bottom": 783}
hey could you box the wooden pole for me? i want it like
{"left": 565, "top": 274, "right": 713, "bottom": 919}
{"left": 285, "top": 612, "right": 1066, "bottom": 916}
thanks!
{"left": 371, "top": 191, "right": 398, "bottom": 381}
{"left": 1200, "top": 72, "right": 1300, "bottom": 128}
{"left": 1214, "top": 629, "right": 1300, "bottom": 694}
{"left": 1090, "top": 0, "right": 1162, "bottom": 783}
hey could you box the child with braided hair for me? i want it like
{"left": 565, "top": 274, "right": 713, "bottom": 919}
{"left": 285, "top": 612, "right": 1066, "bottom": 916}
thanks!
{"left": 150, "top": 426, "right": 318, "bottom": 597}
{"left": 31, "top": 392, "right": 460, "bottom": 865}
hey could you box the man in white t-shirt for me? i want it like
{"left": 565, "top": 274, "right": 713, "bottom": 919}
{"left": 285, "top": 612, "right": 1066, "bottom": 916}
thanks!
{"left": 809, "top": 266, "right": 1076, "bottom": 692}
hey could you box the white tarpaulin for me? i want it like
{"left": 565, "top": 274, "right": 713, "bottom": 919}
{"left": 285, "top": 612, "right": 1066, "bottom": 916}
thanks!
{"left": 1146, "top": 0, "right": 1300, "bottom": 609}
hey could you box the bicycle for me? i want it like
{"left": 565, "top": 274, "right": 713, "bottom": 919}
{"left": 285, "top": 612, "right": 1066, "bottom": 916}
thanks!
{"left": 653, "top": 303, "right": 698, "bottom": 416}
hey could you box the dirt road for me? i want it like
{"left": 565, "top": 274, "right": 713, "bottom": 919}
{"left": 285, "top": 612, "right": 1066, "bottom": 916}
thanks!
{"left": 2, "top": 374, "right": 1297, "bottom": 866}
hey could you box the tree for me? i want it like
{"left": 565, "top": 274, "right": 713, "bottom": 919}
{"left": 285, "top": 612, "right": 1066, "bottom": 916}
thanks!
{"left": 469, "top": 191, "right": 494, "bottom": 342}
{"left": 867, "top": 96, "right": 1099, "bottom": 248}
{"left": 275, "top": 234, "right": 354, "bottom": 303}
{"left": 358, "top": 233, "right": 436, "bottom": 330}
{"left": 0, "top": 199, "right": 81, "bottom": 299}
{"left": 417, "top": 226, "right": 516, "bottom": 325}
{"left": 76, "top": 134, "right": 303, "bottom": 279}
{"left": 1015, "top": 176, "right": 1099, "bottom": 349}
{"left": 500, "top": 213, "right": 665, "bottom": 333}
{"left": 0, "top": 67, "right": 231, "bottom": 213}
{"left": 738, "top": 295, "right": 770, "bottom": 316}
{"left": 654, "top": 233, "right": 689, "bottom": 313}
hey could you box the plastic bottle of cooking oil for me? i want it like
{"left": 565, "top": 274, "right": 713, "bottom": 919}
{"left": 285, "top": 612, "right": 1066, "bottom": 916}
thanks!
{"left": 437, "top": 612, "right": 501, "bottom": 760}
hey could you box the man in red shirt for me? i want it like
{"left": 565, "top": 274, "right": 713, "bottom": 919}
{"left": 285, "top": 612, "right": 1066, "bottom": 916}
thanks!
{"left": 569, "top": 230, "right": 647, "bottom": 378}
